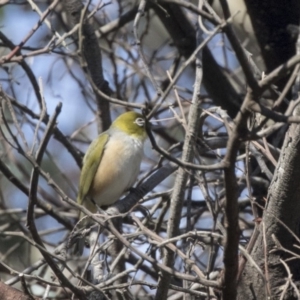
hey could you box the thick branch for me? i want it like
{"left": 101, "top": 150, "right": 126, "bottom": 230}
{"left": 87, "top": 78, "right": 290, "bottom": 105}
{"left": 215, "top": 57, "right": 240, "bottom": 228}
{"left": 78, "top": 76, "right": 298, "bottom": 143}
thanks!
{"left": 64, "top": 0, "right": 111, "bottom": 131}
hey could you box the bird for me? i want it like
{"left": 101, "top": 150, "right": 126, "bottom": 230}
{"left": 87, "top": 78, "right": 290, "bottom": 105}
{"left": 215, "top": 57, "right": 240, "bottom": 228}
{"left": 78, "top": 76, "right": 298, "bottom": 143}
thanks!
{"left": 77, "top": 111, "right": 147, "bottom": 220}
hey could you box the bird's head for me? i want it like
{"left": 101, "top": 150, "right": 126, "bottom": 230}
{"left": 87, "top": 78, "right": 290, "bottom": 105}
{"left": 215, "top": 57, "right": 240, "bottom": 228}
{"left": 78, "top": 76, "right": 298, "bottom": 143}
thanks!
{"left": 111, "top": 111, "right": 147, "bottom": 140}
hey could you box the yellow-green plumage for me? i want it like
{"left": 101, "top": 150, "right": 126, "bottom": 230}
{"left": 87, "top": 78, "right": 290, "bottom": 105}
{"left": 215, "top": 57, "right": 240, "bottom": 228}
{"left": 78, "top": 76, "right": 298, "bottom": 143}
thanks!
{"left": 77, "top": 111, "right": 147, "bottom": 217}
{"left": 77, "top": 133, "right": 109, "bottom": 211}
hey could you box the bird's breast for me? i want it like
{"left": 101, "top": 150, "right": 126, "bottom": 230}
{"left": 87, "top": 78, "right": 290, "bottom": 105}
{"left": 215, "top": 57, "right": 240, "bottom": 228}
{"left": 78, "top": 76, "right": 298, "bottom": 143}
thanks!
{"left": 90, "top": 135, "right": 144, "bottom": 206}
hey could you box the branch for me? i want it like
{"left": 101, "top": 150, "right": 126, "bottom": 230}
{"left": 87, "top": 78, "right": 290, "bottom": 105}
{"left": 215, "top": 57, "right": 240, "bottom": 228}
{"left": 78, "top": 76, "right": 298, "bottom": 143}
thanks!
{"left": 25, "top": 103, "right": 85, "bottom": 298}
{"left": 155, "top": 23, "right": 204, "bottom": 299}
{"left": 0, "top": 281, "right": 40, "bottom": 300}
{"left": 107, "top": 164, "right": 178, "bottom": 215}
{"left": 64, "top": 0, "right": 112, "bottom": 131}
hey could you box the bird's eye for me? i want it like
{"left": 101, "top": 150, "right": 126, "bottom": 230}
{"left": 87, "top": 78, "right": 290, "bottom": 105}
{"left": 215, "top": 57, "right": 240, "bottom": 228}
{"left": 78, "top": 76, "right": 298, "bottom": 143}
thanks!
{"left": 135, "top": 117, "right": 145, "bottom": 127}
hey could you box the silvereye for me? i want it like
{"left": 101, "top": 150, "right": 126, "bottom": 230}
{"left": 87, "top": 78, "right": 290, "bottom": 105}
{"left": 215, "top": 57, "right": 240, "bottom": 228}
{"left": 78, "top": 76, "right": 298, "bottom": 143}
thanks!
{"left": 77, "top": 111, "right": 147, "bottom": 218}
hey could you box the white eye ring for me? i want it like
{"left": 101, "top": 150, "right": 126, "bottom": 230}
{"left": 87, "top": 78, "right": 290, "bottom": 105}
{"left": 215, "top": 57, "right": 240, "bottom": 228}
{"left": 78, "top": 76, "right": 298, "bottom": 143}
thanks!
{"left": 135, "top": 117, "right": 145, "bottom": 127}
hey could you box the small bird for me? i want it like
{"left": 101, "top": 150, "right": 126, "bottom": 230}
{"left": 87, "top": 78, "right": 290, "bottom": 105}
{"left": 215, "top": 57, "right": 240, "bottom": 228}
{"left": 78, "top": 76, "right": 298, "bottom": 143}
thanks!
{"left": 77, "top": 111, "right": 147, "bottom": 219}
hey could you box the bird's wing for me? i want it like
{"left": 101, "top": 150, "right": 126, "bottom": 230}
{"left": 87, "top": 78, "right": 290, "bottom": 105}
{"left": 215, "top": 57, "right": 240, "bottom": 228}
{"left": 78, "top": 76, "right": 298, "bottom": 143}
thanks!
{"left": 77, "top": 132, "right": 110, "bottom": 205}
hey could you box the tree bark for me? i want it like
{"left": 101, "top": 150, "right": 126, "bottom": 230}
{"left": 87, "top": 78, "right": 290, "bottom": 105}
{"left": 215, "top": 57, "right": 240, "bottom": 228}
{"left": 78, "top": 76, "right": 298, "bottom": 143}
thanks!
{"left": 0, "top": 282, "right": 40, "bottom": 300}
{"left": 238, "top": 106, "right": 300, "bottom": 299}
